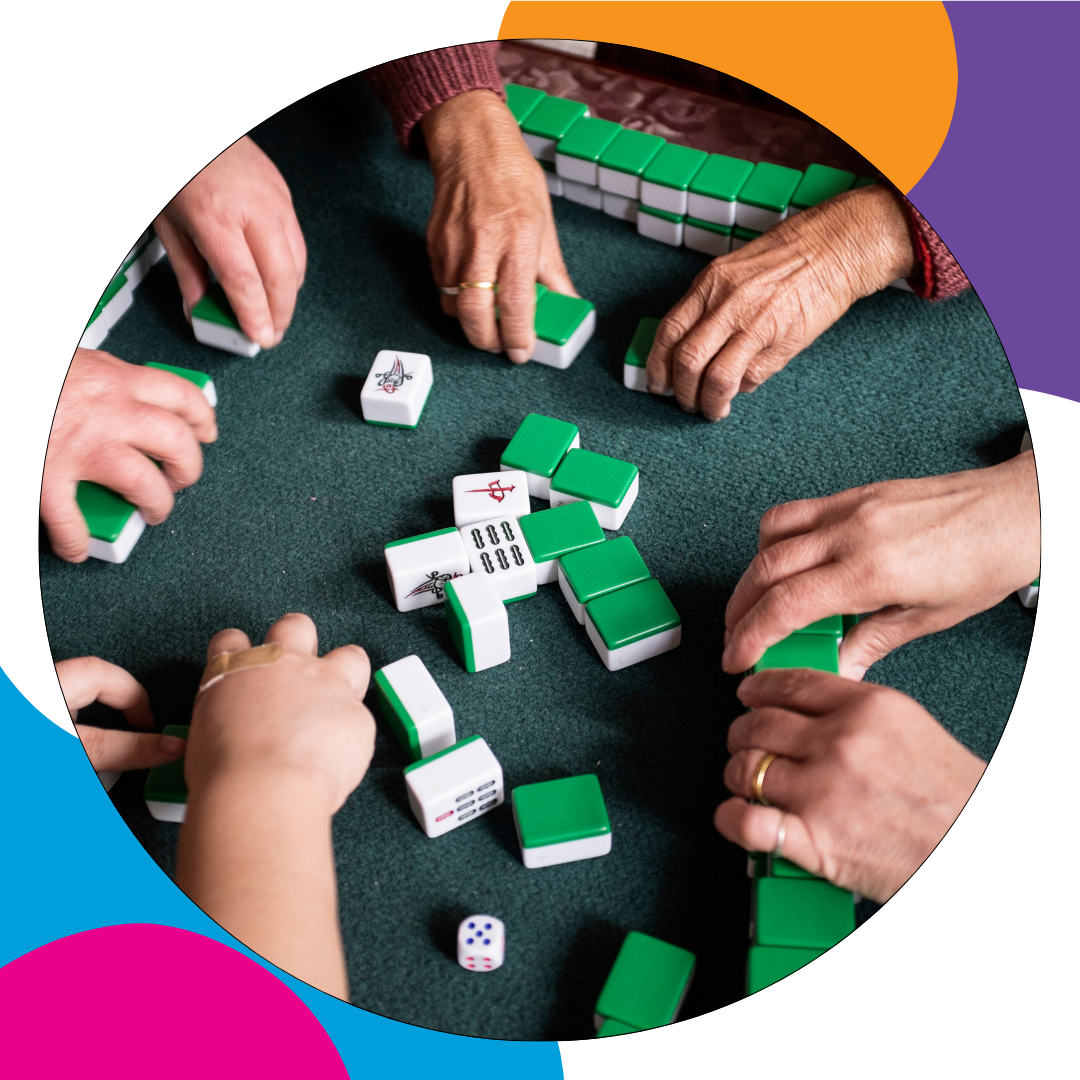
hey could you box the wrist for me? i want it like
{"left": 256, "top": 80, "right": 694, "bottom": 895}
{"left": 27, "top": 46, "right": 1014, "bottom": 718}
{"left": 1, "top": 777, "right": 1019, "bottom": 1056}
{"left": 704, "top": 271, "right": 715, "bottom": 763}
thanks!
{"left": 188, "top": 759, "right": 339, "bottom": 820}
{"left": 421, "top": 89, "right": 516, "bottom": 172}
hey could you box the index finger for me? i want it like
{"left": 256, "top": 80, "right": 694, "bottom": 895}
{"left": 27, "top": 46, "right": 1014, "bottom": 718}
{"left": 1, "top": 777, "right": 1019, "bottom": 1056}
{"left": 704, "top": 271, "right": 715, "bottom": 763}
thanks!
{"left": 724, "top": 563, "right": 857, "bottom": 673}
{"left": 206, "top": 628, "right": 252, "bottom": 664}
{"left": 495, "top": 249, "right": 538, "bottom": 365}
{"left": 264, "top": 612, "right": 319, "bottom": 655}
{"left": 245, "top": 216, "right": 302, "bottom": 344}
{"left": 323, "top": 644, "right": 371, "bottom": 697}
{"left": 736, "top": 666, "right": 868, "bottom": 715}
{"left": 200, "top": 223, "right": 277, "bottom": 349}
{"left": 125, "top": 366, "right": 217, "bottom": 443}
{"left": 644, "top": 287, "right": 705, "bottom": 395}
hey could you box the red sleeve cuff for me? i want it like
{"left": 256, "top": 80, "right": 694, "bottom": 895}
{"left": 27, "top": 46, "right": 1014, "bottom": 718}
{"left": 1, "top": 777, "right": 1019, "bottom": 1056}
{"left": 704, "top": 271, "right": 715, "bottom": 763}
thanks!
{"left": 365, "top": 43, "right": 505, "bottom": 155}
{"left": 895, "top": 190, "right": 970, "bottom": 301}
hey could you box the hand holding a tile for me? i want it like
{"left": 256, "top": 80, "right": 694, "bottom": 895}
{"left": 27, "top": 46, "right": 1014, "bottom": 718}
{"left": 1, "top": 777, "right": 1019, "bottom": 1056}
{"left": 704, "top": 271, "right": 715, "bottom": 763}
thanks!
{"left": 715, "top": 668, "right": 986, "bottom": 903}
{"left": 58, "top": 655, "right": 186, "bottom": 773}
{"left": 722, "top": 453, "right": 1040, "bottom": 679}
{"left": 42, "top": 349, "right": 218, "bottom": 562}
{"left": 646, "top": 185, "right": 916, "bottom": 420}
{"left": 154, "top": 135, "right": 307, "bottom": 350}
{"left": 421, "top": 89, "right": 577, "bottom": 363}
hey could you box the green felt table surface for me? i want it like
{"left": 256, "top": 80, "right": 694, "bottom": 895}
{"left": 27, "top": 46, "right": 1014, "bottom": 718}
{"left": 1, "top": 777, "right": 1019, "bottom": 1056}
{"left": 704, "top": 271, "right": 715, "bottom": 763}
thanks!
{"left": 44, "top": 76, "right": 1033, "bottom": 1041}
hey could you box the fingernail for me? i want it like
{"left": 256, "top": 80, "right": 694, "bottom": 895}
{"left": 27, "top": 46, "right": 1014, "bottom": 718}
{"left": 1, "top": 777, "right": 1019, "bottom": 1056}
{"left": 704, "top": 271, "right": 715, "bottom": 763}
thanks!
{"left": 486, "top": 347, "right": 502, "bottom": 354}
{"left": 848, "top": 666, "right": 867, "bottom": 682}
{"left": 646, "top": 381, "right": 669, "bottom": 395}
{"left": 720, "top": 403, "right": 731, "bottom": 418}
{"left": 721, "top": 644, "right": 733, "bottom": 668}
{"left": 506, "top": 348, "right": 529, "bottom": 364}
{"left": 703, "top": 413, "right": 722, "bottom": 423}
{"left": 182, "top": 299, "right": 192, "bottom": 324}
{"left": 160, "top": 735, "right": 187, "bottom": 755}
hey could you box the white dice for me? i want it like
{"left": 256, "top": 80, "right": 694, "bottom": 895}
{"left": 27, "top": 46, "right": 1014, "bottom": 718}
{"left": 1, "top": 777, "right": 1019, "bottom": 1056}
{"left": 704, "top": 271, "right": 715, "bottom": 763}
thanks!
{"left": 360, "top": 350, "right": 434, "bottom": 429}
{"left": 459, "top": 517, "right": 537, "bottom": 603}
{"left": 457, "top": 915, "right": 505, "bottom": 972}
{"left": 384, "top": 527, "right": 470, "bottom": 613}
{"left": 403, "top": 736, "right": 504, "bottom": 838}
{"left": 452, "top": 470, "right": 531, "bottom": 527}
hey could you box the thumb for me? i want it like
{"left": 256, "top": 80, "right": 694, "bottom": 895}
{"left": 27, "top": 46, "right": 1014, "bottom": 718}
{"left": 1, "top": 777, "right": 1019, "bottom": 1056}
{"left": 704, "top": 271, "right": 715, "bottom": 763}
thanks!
{"left": 839, "top": 607, "right": 941, "bottom": 680}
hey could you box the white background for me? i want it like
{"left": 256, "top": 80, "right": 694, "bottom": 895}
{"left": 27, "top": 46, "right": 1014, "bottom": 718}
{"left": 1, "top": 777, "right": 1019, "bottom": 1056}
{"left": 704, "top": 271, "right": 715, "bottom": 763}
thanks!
{"left": 2, "top": 3, "right": 1073, "bottom": 1073}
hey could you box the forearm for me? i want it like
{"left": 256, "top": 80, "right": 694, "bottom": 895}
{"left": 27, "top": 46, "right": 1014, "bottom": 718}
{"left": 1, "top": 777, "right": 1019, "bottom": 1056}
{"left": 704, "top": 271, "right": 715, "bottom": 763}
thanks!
{"left": 176, "top": 766, "right": 348, "bottom": 998}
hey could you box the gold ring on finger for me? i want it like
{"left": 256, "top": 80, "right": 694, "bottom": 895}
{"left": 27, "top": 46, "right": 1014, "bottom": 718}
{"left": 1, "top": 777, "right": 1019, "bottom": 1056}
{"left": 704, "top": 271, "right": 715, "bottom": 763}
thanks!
{"left": 458, "top": 281, "right": 497, "bottom": 290}
{"left": 751, "top": 752, "right": 779, "bottom": 806}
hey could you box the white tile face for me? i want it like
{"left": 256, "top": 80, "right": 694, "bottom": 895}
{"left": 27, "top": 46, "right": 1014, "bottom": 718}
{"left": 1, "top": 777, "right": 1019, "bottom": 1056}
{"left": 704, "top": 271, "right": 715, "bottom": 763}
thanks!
{"left": 638, "top": 212, "right": 684, "bottom": 248}
{"left": 87, "top": 510, "right": 146, "bottom": 564}
{"left": 1017, "top": 584, "right": 1039, "bottom": 608}
{"left": 557, "top": 562, "right": 587, "bottom": 624}
{"left": 460, "top": 517, "right": 537, "bottom": 602}
{"left": 380, "top": 655, "right": 456, "bottom": 758}
{"left": 192, "top": 316, "right": 261, "bottom": 357}
{"left": 545, "top": 170, "right": 564, "bottom": 198}
{"left": 687, "top": 192, "right": 737, "bottom": 226}
{"left": 550, "top": 473, "right": 639, "bottom": 530}
{"left": 360, "top": 350, "right": 433, "bottom": 428}
{"left": 200, "top": 380, "right": 218, "bottom": 408}
{"left": 735, "top": 201, "right": 786, "bottom": 231}
{"left": 448, "top": 575, "right": 511, "bottom": 672}
{"left": 534, "top": 556, "right": 560, "bottom": 586}
{"left": 385, "top": 530, "right": 470, "bottom": 613}
{"left": 453, "top": 470, "right": 531, "bottom": 527}
{"left": 146, "top": 800, "right": 186, "bottom": 823}
{"left": 405, "top": 737, "right": 503, "bottom": 838}
{"left": 523, "top": 132, "right": 557, "bottom": 161}
{"left": 684, "top": 223, "right": 731, "bottom": 257}
{"left": 584, "top": 614, "right": 682, "bottom": 672}
{"left": 532, "top": 307, "right": 595, "bottom": 370}
{"left": 457, "top": 915, "right": 505, "bottom": 971}
{"left": 598, "top": 166, "right": 639, "bottom": 198}
{"left": 640, "top": 181, "right": 688, "bottom": 216}
{"left": 562, "top": 179, "right": 604, "bottom": 210}
{"left": 519, "top": 832, "right": 612, "bottom": 869}
{"left": 556, "top": 153, "right": 598, "bottom": 186}
{"left": 602, "top": 192, "right": 638, "bottom": 222}
{"left": 624, "top": 364, "right": 649, "bottom": 393}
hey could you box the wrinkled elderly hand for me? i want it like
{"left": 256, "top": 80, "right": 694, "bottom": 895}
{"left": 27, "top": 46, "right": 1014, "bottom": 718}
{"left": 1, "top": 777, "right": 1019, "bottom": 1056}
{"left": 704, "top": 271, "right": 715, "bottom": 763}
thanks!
{"left": 154, "top": 135, "right": 306, "bottom": 349}
{"left": 57, "top": 656, "right": 186, "bottom": 773}
{"left": 715, "top": 669, "right": 986, "bottom": 903}
{"left": 722, "top": 452, "right": 1040, "bottom": 679}
{"left": 421, "top": 89, "right": 576, "bottom": 363}
{"left": 646, "top": 185, "right": 917, "bottom": 419}
{"left": 43, "top": 349, "right": 218, "bottom": 561}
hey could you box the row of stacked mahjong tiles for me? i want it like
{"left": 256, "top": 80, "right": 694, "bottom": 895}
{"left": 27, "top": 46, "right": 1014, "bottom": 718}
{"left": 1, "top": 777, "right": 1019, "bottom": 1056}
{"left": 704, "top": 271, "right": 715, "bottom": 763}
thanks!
{"left": 504, "top": 82, "right": 907, "bottom": 275}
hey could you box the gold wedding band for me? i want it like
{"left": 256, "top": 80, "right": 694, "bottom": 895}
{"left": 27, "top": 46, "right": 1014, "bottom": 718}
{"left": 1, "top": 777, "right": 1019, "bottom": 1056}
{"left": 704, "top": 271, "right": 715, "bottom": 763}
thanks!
{"left": 751, "top": 752, "right": 779, "bottom": 806}
{"left": 198, "top": 642, "right": 284, "bottom": 695}
{"left": 458, "top": 281, "right": 496, "bottom": 290}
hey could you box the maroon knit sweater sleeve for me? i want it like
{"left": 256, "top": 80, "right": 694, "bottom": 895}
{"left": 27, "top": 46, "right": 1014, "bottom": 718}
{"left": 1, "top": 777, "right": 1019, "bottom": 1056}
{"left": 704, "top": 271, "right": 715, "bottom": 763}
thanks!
{"left": 365, "top": 43, "right": 505, "bottom": 156}
{"left": 895, "top": 192, "right": 970, "bottom": 301}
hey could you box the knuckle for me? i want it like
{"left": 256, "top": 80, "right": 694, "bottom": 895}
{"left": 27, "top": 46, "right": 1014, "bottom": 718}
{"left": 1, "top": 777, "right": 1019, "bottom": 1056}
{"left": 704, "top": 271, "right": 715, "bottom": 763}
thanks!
{"left": 672, "top": 340, "right": 714, "bottom": 372}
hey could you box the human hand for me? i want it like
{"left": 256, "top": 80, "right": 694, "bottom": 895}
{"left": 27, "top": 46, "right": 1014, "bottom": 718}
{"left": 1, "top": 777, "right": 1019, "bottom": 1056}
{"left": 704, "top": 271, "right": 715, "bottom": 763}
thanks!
{"left": 421, "top": 89, "right": 576, "bottom": 363}
{"left": 154, "top": 135, "right": 306, "bottom": 349}
{"left": 715, "top": 669, "right": 986, "bottom": 903}
{"left": 646, "top": 184, "right": 916, "bottom": 419}
{"left": 42, "top": 349, "right": 218, "bottom": 561}
{"left": 57, "top": 656, "right": 186, "bottom": 773}
{"left": 723, "top": 452, "right": 1040, "bottom": 679}
{"left": 185, "top": 613, "right": 375, "bottom": 814}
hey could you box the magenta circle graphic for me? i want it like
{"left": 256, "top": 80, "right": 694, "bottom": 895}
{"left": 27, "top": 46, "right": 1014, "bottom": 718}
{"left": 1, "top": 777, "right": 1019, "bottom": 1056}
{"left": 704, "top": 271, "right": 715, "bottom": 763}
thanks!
{"left": 0, "top": 923, "right": 348, "bottom": 1078}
